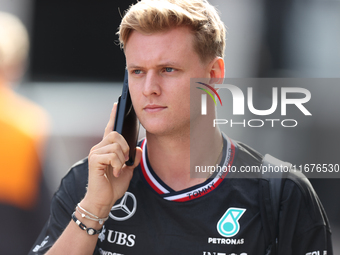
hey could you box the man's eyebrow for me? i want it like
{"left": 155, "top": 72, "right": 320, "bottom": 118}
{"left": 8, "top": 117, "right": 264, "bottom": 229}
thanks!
{"left": 127, "top": 61, "right": 181, "bottom": 70}
{"left": 126, "top": 65, "right": 142, "bottom": 70}
{"left": 156, "top": 61, "right": 180, "bottom": 68}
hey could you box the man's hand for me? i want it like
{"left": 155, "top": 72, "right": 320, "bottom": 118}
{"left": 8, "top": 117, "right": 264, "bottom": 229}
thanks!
{"left": 82, "top": 103, "right": 142, "bottom": 218}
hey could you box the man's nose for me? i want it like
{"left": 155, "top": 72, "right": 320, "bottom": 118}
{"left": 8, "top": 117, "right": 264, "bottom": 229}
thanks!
{"left": 142, "top": 70, "right": 161, "bottom": 96}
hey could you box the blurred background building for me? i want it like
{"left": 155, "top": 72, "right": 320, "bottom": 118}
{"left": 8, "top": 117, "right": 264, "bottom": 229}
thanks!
{"left": 0, "top": 0, "right": 339, "bottom": 253}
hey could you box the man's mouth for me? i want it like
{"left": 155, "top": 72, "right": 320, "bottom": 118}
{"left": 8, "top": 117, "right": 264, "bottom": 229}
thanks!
{"left": 143, "top": 104, "right": 167, "bottom": 113}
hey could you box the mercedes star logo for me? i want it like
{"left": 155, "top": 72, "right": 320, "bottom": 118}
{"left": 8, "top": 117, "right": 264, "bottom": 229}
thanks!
{"left": 109, "top": 192, "right": 137, "bottom": 221}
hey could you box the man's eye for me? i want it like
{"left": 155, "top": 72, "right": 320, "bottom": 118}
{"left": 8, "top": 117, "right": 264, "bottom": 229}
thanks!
{"left": 165, "top": 67, "right": 174, "bottom": 73}
{"left": 133, "top": 70, "right": 142, "bottom": 75}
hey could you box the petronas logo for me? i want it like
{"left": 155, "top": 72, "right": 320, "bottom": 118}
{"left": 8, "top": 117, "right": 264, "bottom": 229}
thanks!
{"left": 217, "top": 207, "right": 246, "bottom": 237}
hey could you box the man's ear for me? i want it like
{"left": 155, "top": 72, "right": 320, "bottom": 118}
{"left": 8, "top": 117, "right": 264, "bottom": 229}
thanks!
{"left": 209, "top": 57, "right": 224, "bottom": 85}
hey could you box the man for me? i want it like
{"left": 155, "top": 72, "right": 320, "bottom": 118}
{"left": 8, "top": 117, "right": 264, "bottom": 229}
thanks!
{"left": 30, "top": 0, "right": 332, "bottom": 254}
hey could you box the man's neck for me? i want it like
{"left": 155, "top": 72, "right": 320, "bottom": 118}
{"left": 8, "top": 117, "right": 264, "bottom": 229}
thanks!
{"left": 145, "top": 126, "right": 223, "bottom": 191}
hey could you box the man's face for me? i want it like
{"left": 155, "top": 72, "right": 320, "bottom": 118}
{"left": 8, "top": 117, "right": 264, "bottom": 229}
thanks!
{"left": 125, "top": 26, "right": 211, "bottom": 136}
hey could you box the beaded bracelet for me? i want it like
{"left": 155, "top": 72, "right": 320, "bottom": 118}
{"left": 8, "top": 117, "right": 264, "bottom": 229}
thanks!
{"left": 72, "top": 212, "right": 102, "bottom": 235}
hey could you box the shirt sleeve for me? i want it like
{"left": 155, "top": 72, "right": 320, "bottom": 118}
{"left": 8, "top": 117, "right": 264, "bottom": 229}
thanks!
{"left": 28, "top": 158, "right": 93, "bottom": 255}
{"left": 278, "top": 177, "right": 333, "bottom": 255}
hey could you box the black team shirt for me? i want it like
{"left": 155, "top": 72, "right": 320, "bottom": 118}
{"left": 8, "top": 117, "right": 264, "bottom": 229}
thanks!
{"left": 30, "top": 135, "right": 333, "bottom": 255}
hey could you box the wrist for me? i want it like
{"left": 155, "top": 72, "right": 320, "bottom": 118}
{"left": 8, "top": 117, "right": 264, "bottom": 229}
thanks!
{"left": 73, "top": 210, "right": 104, "bottom": 232}
{"left": 79, "top": 197, "right": 113, "bottom": 219}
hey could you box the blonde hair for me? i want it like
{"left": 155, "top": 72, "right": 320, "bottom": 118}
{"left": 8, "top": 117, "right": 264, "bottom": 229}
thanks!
{"left": 0, "top": 12, "right": 29, "bottom": 70}
{"left": 118, "top": 0, "right": 226, "bottom": 63}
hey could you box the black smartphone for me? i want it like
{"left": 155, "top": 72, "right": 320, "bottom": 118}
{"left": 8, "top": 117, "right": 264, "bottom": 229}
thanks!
{"left": 113, "top": 70, "right": 140, "bottom": 166}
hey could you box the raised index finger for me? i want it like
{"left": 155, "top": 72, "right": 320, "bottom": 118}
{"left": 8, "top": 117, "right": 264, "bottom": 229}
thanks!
{"left": 104, "top": 102, "right": 117, "bottom": 138}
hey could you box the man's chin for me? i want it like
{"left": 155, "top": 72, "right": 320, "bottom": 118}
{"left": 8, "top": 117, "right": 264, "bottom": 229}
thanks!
{"left": 143, "top": 123, "right": 178, "bottom": 138}
{"left": 145, "top": 127, "right": 170, "bottom": 137}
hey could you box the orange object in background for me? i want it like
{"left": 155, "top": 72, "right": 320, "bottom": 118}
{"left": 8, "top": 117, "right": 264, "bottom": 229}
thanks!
{"left": 0, "top": 85, "right": 49, "bottom": 210}
{"left": 0, "top": 10, "right": 51, "bottom": 254}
